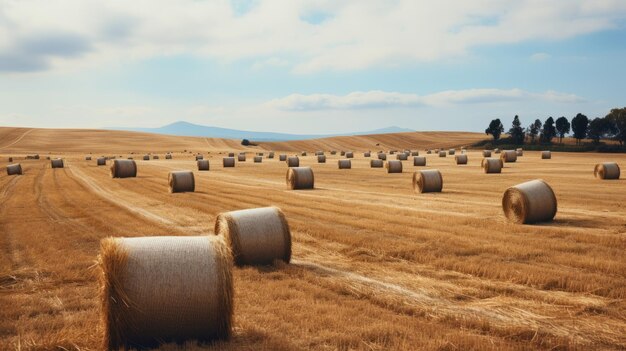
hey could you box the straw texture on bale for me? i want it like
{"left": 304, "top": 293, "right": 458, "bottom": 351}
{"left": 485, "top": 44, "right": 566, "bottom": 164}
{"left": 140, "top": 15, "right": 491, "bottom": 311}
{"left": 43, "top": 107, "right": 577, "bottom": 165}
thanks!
{"left": 516, "top": 148, "right": 523, "bottom": 156}
{"left": 483, "top": 150, "right": 492, "bottom": 157}
{"left": 385, "top": 160, "right": 403, "bottom": 173}
{"left": 500, "top": 150, "right": 517, "bottom": 163}
{"left": 338, "top": 159, "right": 351, "bottom": 169}
{"left": 439, "top": 151, "right": 446, "bottom": 157}
{"left": 370, "top": 159, "right": 383, "bottom": 168}
{"left": 363, "top": 152, "right": 371, "bottom": 157}
{"left": 482, "top": 158, "right": 502, "bottom": 174}
{"left": 223, "top": 157, "right": 235, "bottom": 167}
{"left": 228, "top": 152, "right": 235, "bottom": 157}
{"left": 448, "top": 149, "right": 455, "bottom": 155}
{"left": 165, "top": 154, "right": 172, "bottom": 159}
{"left": 378, "top": 153, "right": 387, "bottom": 160}
{"left": 168, "top": 171, "right": 195, "bottom": 193}
{"left": 286, "top": 167, "right": 314, "bottom": 190}
{"left": 196, "top": 155, "right": 203, "bottom": 160}
{"left": 268, "top": 152, "right": 274, "bottom": 159}
{"left": 7, "top": 163, "right": 22, "bottom": 176}
{"left": 413, "top": 169, "right": 443, "bottom": 193}
{"left": 396, "top": 153, "right": 408, "bottom": 160}
{"left": 502, "top": 179, "right": 557, "bottom": 224}
{"left": 286, "top": 156, "right": 299, "bottom": 167}
{"left": 413, "top": 156, "right": 426, "bottom": 166}
{"left": 279, "top": 154, "right": 287, "bottom": 161}
{"left": 197, "top": 160, "right": 210, "bottom": 171}
{"left": 317, "top": 155, "right": 326, "bottom": 163}
{"left": 110, "top": 160, "right": 137, "bottom": 178}
{"left": 455, "top": 154, "right": 468, "bottom": 165}
{"left": 85, "top": 156, "right": 92, "bottom": 161}
{"left": 96, "top": 157, "right": 107, "bottom": 166}
{"left": 215, "top": 206, "right": 291, "bottom": 266}
{"left": 51, "top": 159, "right": 64, "bottom": 168}
{"left": 345, "top": 152, "right": 354, "bottom": 158}
{"left": 254, "top": 156, "right": 262, "bottom": 163}
{"left": 541, "top": 151, "right": 551, "bottom": 159}
{"left": 238, "top": 154, "right": 246, "bottom": 162}
{"left": 594, "top": 162, "right": 620, "bottom": 180}
{"left": 99, "top": 235, "right": 233, "bottom": 349}
{"left": 411, "top": 151, "right": 419, "bottom": 156}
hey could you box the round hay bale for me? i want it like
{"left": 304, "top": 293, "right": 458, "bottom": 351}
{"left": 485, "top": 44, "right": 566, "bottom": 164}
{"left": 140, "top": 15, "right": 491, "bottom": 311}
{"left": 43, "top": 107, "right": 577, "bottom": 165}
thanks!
{"left": 516, "top": 148, "right": 523, "bottom": 156}
{"left": 386, "top": 160, "right": 402, "bottom": 173}
{"left": 389, "top": 150, "right": 396, "bottom": 155}
{"left": 594, "top": 162, "right": 620, "bottom": 180}
{"left": 500, "top": 150, "right": 517, "bottom": 163}
{"left": 142, "top": 155, "right": 149, "bottom": 161}
{"left": 413, "top": 156, "right": 426, "bottom": 166}
{"left": 461, "top": 148, "right": 467, "bottom": 154}
{"left": 198, "top": 160, "right": 210, "bottom": 171}
{"left": 340, "top": 151, "right": 346, "bottom": 156}
{"left": 268, "top": 152, "right": 275, "bottom": 159}
{"left": 301, "top": 152, "right": 307, "bottom": 156}
{"left": 363, "top": 152, "right": 371, "bottom": 157}
{"left": 315, "top": 151, "right": 324, "bottom": 156}
{"left": 257, "top": 152, "right": 264, "bottom": 156}
{"left": 502, "top": 179, "right": 557, "bottom": 224}
{"left": 153, "top": 155, "right": 159, "bottom": 160}
{"left": 51, "top": 159, "right": 64, "bottom": 168}
{"left": 237, "top": 154, "right": 246, "bottom": 162}
{"left": 317, "top": 155, "right": 326, "bottom": 163}
{"left": 110, "top": 160, "right": 137, "bottom": 178}
{"left": 494, "top": 148, "right": 501, "bottom": 154}
{"left": 99, "top": 235, "right": 232, "bottom": 349}
{"left": 196, "top": 155, "right": 203, "bottom": 160}
{"left": 378, "top": 153, "right": 387, "bottom": 160}
{"left": 541, "top": 151, "right": 551, "bottom": 159}
{"left": 97, "top": 157, "right": 106, "bottom": 166}
{"left": 455, "top": 154, "right": 468, "bottom": 165}
{"left": 215, "top": 206, "right": 291, "bottom": 266}
{"left": 396, "top": 153, "right": 408, "bottom": 160}
{"left": 438, "top": 151, "right": 446, "bottom": 157}
{"left": 279, "top": 154, "right": 287, "bottom": 161}
{"left": 426, "top": 150, "right": 432, "bottom": 154}
{"left": 448, "top": 149, "right": 455, "bottom": 155}
{"left": 286, "top": 167, "right": 314, "bottom": 190}
{"left": 286, "top": 156, "right": 299, "bottom": 167}
{"left": 411, "top": 151, "right": 419, "bottom": 156}
{"left": 254, "top": 156, "right": 262, "bottom": 163}
{"left": 228, "top": 152, "right": 235, "bottom": 157}
{"left": 223, "top": 157, "right": 235, "bottom": 167}
{"left": 85, "top": 156, "right": 92, "bottom": 161}
{"left": 165, "top": 154, "right": 172, "bottom": 160}
{"left": 482, "top": 158, "right": 502, "bottom": 173}
{"left": 330, "top": 150, "right": 337, "bottom": 155}
{"left": 7, "top": 163, "right": 22, "bottom": 176}
{"left": 168, "top": 171, "right": 195, "bottom": 193}
{"left": 483, "top": 150, "right": 492, "bottom": 157}
{"left": 413, "top": 170, "right": 443, "bottom": 193}
{"left": 338, "top": 159, "right": 351, "bottom": 169}
{"left": 370, "top": 159, "right": 383, "bottom": 168}
{"left": 345, "top": 152, "right": 354, "bottom": 159}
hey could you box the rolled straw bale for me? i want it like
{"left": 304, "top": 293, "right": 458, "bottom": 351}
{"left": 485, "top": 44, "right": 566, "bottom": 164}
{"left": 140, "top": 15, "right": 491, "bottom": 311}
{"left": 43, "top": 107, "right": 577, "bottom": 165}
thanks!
{"left": 215, "top": 206, "right": 291, "bottom": 266}
{"left": 427, "top": 150, "right": 432, "bottom": 154}
{"left": 396, "top": 153, "right": 408, "bottom": 160}
{"left": 411, "top": 151, "right": 419, "bottom": 156}
{"left": 268, "top": 152, "right": 274, "bottom": 159}
{"left": 363, "top": 152, "right": 371, "bottom": 157}
{"left": 500, "top": 150, "right": 517, "bottom": 163}
{"left": 494, "top": 148, "right": 501, "bottom": 154}
{"left": 461, "top": 148, "right": 467, "bottom": 154}
{"left": 85, "top": 156, "right": 92, "bottom": 161}
{"left": 340, "top": 151, "right": 346, "bottom": 156}
{"left": 165, "top": 154, "right": 172, "bottom": 159}
{"left": 238, "top": 154, "right": 246, "bottom": 162}
{"left": 502, "top": 179, "right": 557, "bottom": 224}
{"left": 223, "top": 157, "right": 235, "bottom": 167}
{"left": 434, "top": 149, "right": 439, "bottom": 153}
{"left": 97, "top": 157, "right": 106, "bottom": 166}
{"left": 516, "top": 148, "right": 523, "bottom": 156}
{"left": 386, "top": 160, "right": 403, "bottom": 173}
{"left": 541, "top": 151, "right": 551, "bottom": 159}
{"left": 370, "top": 159, "right": 383, "bottom": 168}
{"left": 7, "top": 164, "right": 22, "bottom": 176}
{"left": 378, "top": 153, "right": 387, "bottom": 160}
{"left": 482, "top": 158, "right": 502, "bottom": 174}
{"left": 143, "top": 155, "right": 149, "bottom": 161}
{"left": 594, "top": 162, "right": 620, "bottom": 180}
{"left": 228, "top": 152, "right": 235, "bottom": 157}
{"left": 455, "top": 154, "right": 468, "bottom": 165}
{"left": 439, "top": 151, "right": 446, "bottom": 157}
{"left": 99, "top": 235, "right": 232, "bottom": 349}
{"left": 315, "top": 151, "right": 324, "bottom": 156}
{"left": 413, "top": 156, "right": 426, "bottom": 166}
{"left": 110, "top": 160, "right": 137, "bottom": 178}
{"left": 51, "top": 159, "right": 64, "bottom": 168}
{"left": 257, "top": 152, "right": 264, "bottom": 156}
{"left": 286, "top": 156, "right": 299, "bottom": 167}
{"left": 483, "top": 150, "right": 492, "bottom": 157}
{"left": 330, "top": 151, "right": 337, "bottom": 155}
{"left": 301, "top": 152, "right": 307, "bottom": 156}
{"left": 413, "top": 170, "right": 443, "bottom": 193}
{"left": 286, "top": 167, "right": 314, "bottom": 189}
{"left": 317, "top": 155, "right": 326, "bottom": 163}
{"left": 168, "top": 171, "right": 195, "bottom": 193}
{"left": 46, "top": 156, "right": 51, "bottom": 160}
{"left": 251, "top": 156, "right": 261, "bottom": 163}
{"left": 389, "top": 150, "right": 396, "bottom": 155}
{"left": 196, "top": 155, "right": 203, "bottom": 160}
{"left": 338, "top": 159, "right": 352, "bottom": 169}
{"left": 153, "top": 155, "right": 159, "bottom": 160}
{"left": 198, "top": 160, "right": 210, "bottom": 171}
{"left": 345, "top": 152, "right": 354, "bottom": 159}
{"left": 448, "top": 149, "right": 455, "bottom": 155}
{"left": 279, "top": 154, "right": 287, "bottom": 161}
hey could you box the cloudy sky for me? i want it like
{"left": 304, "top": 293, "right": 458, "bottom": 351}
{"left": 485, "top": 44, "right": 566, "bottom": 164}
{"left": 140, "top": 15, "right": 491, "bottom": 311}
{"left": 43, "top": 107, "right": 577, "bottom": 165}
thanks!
{"left": 1, "top": 0, "right": 625, "bottom": 134}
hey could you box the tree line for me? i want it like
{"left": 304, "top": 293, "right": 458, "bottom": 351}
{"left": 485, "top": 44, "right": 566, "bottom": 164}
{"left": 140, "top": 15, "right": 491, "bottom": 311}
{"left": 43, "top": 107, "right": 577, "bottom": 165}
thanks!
{"left": 485, "top": 107, "right": 626, "bottom": 146}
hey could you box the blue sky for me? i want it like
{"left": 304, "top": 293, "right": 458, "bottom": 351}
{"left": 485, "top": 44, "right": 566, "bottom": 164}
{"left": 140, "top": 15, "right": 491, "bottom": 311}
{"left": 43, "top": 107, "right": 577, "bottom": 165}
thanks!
{"left": 1, "top": 0, "right": 625, "bottom": 134}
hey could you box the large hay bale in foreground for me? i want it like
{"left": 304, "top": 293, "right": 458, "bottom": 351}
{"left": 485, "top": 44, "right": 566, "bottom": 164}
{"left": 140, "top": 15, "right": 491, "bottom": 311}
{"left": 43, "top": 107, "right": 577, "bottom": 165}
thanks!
{"left": 198, "top": 160, "right": 210, "bottom": 171}
{"left": 237, "top": 154, "right": 246, "bottom": 162}
{"left": 455, "top": 154, "right": 468, "bottom": 165}
{"left": 215, "top": 206, "right": 291, "bottom": 266}
{"left": 286, "top": 167, "right": 314, "bottom": 189}
{"left": 502, "top": 179, "right": 557, "bottom": 224}
{"left": 541, "top": 151, "right": 551, "bottom": 159}
{"left": 345, "top": 152, "right": 354, "bottom": 159}
{"left": 51, "top": 159, "right": 64, "bottom": 168}
{"left": 378, "top": 153, "right": 387, "bottom": 160}
{"left": 168, "top": 171, "right": 195, "bottom": 193}
{"left": 254, "top": 156, "right": 262, "bottom": 163}
{"left": 286, "top": 157, "right": 299, "bottom": 167}
{"left": 413, "top": 170, "right": 443, "bottom": 193}
{"left": 594, "top": 162, "right": 620, "bottom": 180}
{"left": 111, "top": 160, "right": 137, "bottom": 178}
{"left": 438, "top": 151, "right": 446, "bottom": 157}
{"left": 500, "top": 150, "right": 517, "bottom": 163}
{"left": 413, "top": 156, "right": 426, "bottom": 166}
{"left": 99, "top": 235, "right": 232, "bottom": 349}
{"left": 370, "top": 159, "right": 383, "bottom": 168}
{"left": 97, "top": 157, "right": 106, "bottom": 166}
{"left": 396, "top": 153, "right": 408, "bottom": 160}
{"left": 386, "top": 160, "right": 402, "bottom": 173}
{"left": 338, "top": 159, "right": 351, "bottom": 169}
{"left": 483, "top": 150, "right": 492, "bottom": 157}
{"left": 317, "top": 155, "right": 326, "bottom": 163}
{"left": 223, "top": 157, "right": 235, "bottom": 167}
{"left": 482, "top": 158, "right": 502, "bottom": 174}
{"left": 279, "top": 154, "right": 287, "bottom": 161}
{"left": 7, "top": 164, "right": 22, "bottom": 176}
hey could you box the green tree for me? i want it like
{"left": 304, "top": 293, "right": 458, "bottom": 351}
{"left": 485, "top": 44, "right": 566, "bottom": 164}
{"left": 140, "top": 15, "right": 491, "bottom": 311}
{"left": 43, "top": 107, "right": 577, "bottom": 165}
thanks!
{"left": 508, "top": 115, "right": 525, "bottom": 145}
{"left": 527, "top": 119, "right": 542, "bottom": 144}
{"left": 485, "top": 118, "right": 504, "bottom": 141}
{"left": 555, "top": 116, "right": 570, "bottom": 144}
{"left": 571, "top": 113, "right": 589, "bottom": 145}
{"left": 605, "top": 107, "right": 626, "bottom": 146}
{"left": 541, "top": 117, "right": 556, "bottom": 143}
{"left": 587, "top": 117, "right": 616, "bottom": 144}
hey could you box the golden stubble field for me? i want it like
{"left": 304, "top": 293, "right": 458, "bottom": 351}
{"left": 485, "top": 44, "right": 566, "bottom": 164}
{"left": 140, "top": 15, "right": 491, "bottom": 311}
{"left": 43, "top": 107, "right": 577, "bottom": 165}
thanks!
{"left": 0, "top": 127, "right": 625, "bottom": 350}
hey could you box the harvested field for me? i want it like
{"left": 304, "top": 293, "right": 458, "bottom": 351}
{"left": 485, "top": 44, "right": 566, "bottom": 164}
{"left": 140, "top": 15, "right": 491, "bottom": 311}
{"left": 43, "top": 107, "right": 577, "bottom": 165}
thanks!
{"left": 0, "top": 127, "right": 625, "bottom": 350}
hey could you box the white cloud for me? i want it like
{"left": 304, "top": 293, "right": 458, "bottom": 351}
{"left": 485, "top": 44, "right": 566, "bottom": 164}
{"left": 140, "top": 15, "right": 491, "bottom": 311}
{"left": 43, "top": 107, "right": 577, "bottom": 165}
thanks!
{"left": 1, "top": 0, "right": 625, "bottom": 73}
{"left": 264, "top": 89, "right": 586, "bottom": 110}
{"left": 530, "top": 52, "right": 551, "bottom": 61}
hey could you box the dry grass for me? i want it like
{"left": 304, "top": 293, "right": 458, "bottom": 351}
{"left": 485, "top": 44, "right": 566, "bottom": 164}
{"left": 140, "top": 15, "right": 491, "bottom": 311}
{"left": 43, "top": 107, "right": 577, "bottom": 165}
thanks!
{"left": 0, "top": 127, "right": 625, "bottom": 350}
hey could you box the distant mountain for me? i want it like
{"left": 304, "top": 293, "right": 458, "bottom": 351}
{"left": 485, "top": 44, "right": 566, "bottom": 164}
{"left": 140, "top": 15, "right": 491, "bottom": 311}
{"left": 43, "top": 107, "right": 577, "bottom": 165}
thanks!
{"left": 111, "top": 121, "right": 414, "bottom": 141}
